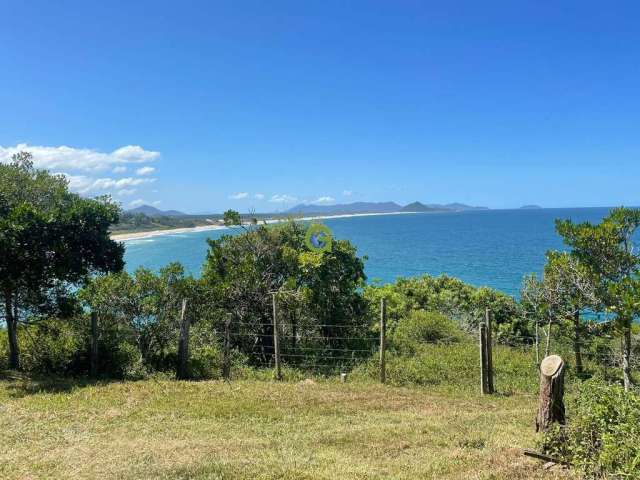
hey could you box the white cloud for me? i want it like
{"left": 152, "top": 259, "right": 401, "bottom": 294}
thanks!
{"left": 314, "top": 196, "right": 335, "bottom": 204}
{"left": 229, "top": 192, "right": 249, "bottom": 200}
{"left": 136, "top": 166, "right": 155, "bottom": 176}
{"left": 112, "top": 145, "right": 159, "bottom": 162}
{"left": 342, "top": 190, "right": 353, "bottom": 197}
{"left": 254, "top": 193, "right": 265, "bottom": 200}
{"left": 57, "top": 173, "right": 155, "bottom": 194}
{"left": 1, "top": 144, "right": 162, "bottom": 200}
{"left": 63, "top": 174, "right": 94, "bottom": 193}
{"left": 91, "top": 177, "right": 156, "bottom": 190}
{"left": 0, "top": 143, "right": 159, "bottom": 172}
{"left": 129, "top": 199, "right": 160, "bottom": 208}
{"left": 269, "top": 194, "right": 297, "bottom": 204}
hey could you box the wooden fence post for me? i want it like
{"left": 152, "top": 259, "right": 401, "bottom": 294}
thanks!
{"left": 536, "top": 355, "right": 565, "bottom": 432}
{"left": 222, "top": 314, "right": 231, "bottom": 380}
{"left": 485, "top": 308, "right": 494, "bottom": 393}
{"left": 176, "top": 299, "right": 190, "bottom": 380}
{"left": 379, "top": 298, "right": 387, "bottom": 384}
{"left": 90, "top": 311, "right": 99, "bottom": 378}
{"left": 272, "top": 293, "right": 282, "bottom": 380}
{"left": 479, "top": 322, "right": 490, "bottom": 394}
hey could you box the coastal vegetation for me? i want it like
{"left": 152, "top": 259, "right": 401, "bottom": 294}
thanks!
{"left": 1, "top": 155, "right": 639, "bottom": 478}
{"left": 0, "top": 152, "right": 123, "bottom": 370}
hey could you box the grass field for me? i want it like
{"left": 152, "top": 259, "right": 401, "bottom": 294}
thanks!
{"left": 0, "top": 377, "right": 577, "bottom": 479}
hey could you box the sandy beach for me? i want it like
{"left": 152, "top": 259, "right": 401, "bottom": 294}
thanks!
{"left": 111, "top": 211, "right": 420, "bottom": 242}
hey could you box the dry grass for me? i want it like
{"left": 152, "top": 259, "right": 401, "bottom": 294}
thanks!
{"left": 0, "top": 378, "right": 577, "bottom": 479}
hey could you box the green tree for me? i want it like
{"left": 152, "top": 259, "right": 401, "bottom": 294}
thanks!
{"left": 202, "top": 216, "right": 367, "bottom": 364}
{"left": 0, "top": 152, "right": 124, "bottom": 370}
{"left": 522, "top": 252, "right": 598, "bottom": 373}
{"left": 556, "top": 207, "right": 640, "bottom": 390}
{"left": 80, "top": 263, "right": 207, "bottom": 377}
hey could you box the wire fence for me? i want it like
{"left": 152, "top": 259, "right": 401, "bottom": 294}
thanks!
{"left": 205, "top": 298, "right": 639, "bottom": 393}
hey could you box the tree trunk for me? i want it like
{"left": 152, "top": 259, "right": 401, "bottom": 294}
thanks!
{"left": 622, "top": 323, "right": 632, "bottom": 392}
{"left": 4, "top": 292, "right": 20, "bottom": 370}
{"left": 573, "top": 310, "right": 583, "bottom": 376}
{"left": 536, "top": 355, "right": 565, "bottom": 432}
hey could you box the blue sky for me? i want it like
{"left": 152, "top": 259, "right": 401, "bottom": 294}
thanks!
{"left": 1, "top": 1, "right": 639, "bottom": 213}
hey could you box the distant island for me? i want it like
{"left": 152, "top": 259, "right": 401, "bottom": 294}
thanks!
{"left": 519, "top": 204, "right": 543, "bottom": 210}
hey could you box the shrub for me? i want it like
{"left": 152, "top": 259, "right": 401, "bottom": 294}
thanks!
{"left": 19, "top": 319, "right": 81, "bottom": 375}
{"left": 390, "top": 310, "right": 463, "bottom": 354}
{"left": 542, "top": 379, "right": 640, "bottom": 477}
{"left": 188, "top": 345, "right": 222, "bottom": 380}
{"left": 364, "top": 275, "right": 527, "bottom": 342}
{"left": 112, "top": 341, "right": 148, "bottom": 380}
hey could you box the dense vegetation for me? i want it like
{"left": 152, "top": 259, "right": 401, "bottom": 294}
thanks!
{"left": 112, "top": 211, "right": 217, "bottom": 233}
{"left": 543, "top": 380, "right": 640, "bottom": 477}
{"left": 0, "top": 152, "right": 123, "bottom": 370}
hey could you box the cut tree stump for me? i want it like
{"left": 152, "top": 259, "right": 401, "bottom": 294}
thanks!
{"left": 536, "top": 355, "right": 565, "bottom": 432}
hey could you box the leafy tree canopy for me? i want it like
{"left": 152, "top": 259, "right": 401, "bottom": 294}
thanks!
{"left": 0, "top": 152, "right": 124, "bottom": 369}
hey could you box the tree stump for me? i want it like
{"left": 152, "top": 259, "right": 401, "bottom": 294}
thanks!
{"left": 536, "top": 355, "right": 565, "bottom": 432}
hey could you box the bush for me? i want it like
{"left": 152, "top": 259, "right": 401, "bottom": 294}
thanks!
{"left": 390, "top": 310, "right": 463, "bottom": 354}
{"left": 112, "top": 341, "right": 148, "bottom": 380}
{"left": 188, "top": 345, "right": 222, "bottom": 380}
{"left": 19, "top": 319, "right": 81, "bottom": 375}
{"left": 364, "top": 275, "right": 526, "bottom": 342}
{"left": 542, "top": 379, "right": 640, "bottom": 477}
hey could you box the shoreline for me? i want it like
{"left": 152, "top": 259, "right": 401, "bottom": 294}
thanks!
{"left": 111, "top": 211, "right": 420, "bottom": 242}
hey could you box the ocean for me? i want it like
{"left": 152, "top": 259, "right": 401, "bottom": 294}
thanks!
{"left": 123, "top": 207, "right": 615, "bottom": 297}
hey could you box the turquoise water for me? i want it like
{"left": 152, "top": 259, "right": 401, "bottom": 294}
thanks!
{"left": 123, "top": 208, "right": 614, "bottom": 297}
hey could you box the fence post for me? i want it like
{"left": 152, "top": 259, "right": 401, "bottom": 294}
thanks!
{"left": 222, "top": 314, "right": 231, "bottom": 380}
{"left": 479, "top": 322, "right": 490, "bottom": 394}
{"left": 90, "top": 311, "right": 99, "bottom": 378}
{"left": 379, "top": 298, "right": 387, "bottom": 384}
{"left": 272, "top": 293, "right": 282, "bottom": 380}
{"left": 485, "top": 308, "right": 494, "bottom": 393}
{"left": 176, "top": 299, "right": 190, "bottom": 380}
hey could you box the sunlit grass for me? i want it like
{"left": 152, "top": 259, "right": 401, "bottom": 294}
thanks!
{"left": 0, "top": 377, "right": 576, "bottom": 479}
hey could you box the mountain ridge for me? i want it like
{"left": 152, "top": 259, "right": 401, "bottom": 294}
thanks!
{"left": 287, "top": 201, "right": 489, "bottom": 215}
{"left": 126, "top": 205, "right": 187, "bottom": 217}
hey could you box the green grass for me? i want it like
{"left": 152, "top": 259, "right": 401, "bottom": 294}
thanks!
{"left": 0, "top": 377, "right": 576, "bottom": 479}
